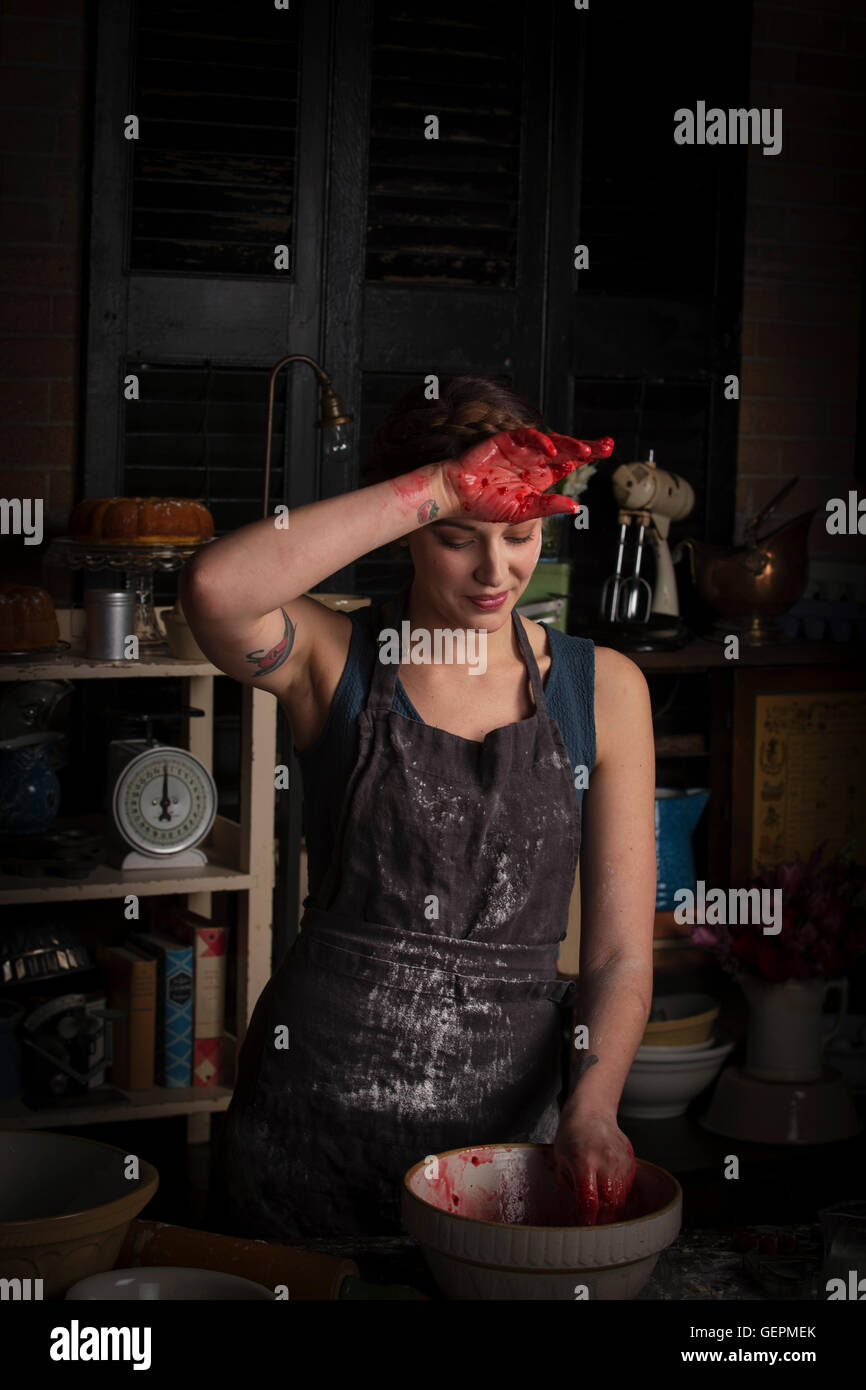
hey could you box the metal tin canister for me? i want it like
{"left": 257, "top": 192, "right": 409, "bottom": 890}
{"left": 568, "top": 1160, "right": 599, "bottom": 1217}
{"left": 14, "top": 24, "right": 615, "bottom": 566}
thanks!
{"left": 84, "top": 590, "right": 137, "bottom": 661}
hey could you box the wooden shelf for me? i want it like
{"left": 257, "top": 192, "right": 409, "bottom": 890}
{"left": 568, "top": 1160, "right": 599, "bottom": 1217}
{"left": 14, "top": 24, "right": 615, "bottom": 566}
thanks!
{"left": 0, "top": 647, "right": 217, "bottom": 682}
{"left": 654, "top": 734, "right": 708, "bottom": 757}
{"left": 0, "top": 857, "right": 254, "bottom": 906}
{"left": 631, "top": 639, "right": 862, "bottom": 674}
{"left": 0, "top": 1084, "right": 233, "bottom": 1129}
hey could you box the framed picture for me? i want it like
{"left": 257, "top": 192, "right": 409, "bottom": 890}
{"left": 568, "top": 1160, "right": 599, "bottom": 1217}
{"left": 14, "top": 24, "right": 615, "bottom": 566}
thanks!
{"left": 711, "top": 665, "right": 866, "bottom": 883}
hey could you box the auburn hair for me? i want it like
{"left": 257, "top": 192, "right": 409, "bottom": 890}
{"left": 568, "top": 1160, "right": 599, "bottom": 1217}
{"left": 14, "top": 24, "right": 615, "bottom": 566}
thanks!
{"left": 361, "top": 375, "right": 545, "bottom": 486}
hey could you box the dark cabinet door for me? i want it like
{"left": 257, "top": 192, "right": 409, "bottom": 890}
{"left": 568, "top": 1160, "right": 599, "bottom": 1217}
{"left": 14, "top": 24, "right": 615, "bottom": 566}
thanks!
{"left": 86, "top": 0, "right": 330, "bottom": 529}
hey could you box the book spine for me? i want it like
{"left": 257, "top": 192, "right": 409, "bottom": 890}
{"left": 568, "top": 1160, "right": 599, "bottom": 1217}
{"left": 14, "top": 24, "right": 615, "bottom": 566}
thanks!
{"left": 192, "top": 926, "right": 227, "bottom": 1087}
{"left": 162, "top": 943, "right": 193, "bottom": 1087}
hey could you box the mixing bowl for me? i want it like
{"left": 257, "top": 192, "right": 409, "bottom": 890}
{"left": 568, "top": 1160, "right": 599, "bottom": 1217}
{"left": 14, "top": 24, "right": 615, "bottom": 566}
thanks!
{"left": 402, "top": 1143, "right": 681, "bottom": 1299}
{"left": 641, "top": 993, "right": 719, "bottom": 1046}
{"left": 621, "top": 1034, "right": 735, "bottom": 1118}
{"left": 0, "top": 1130, "right": 159, "bottom": 1298}
{"left": 65, "top": 1266, "right": 273, "bottom": 1300}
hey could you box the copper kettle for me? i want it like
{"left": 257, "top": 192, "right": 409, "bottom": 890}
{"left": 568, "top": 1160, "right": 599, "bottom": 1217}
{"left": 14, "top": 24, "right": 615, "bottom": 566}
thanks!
{"left": 674, "top": 478, "right": 817, "bottom": 644}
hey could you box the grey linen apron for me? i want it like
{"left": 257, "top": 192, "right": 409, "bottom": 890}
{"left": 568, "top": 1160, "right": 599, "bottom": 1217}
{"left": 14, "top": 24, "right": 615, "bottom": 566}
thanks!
{"left": 210, "top": 588, "right": 581, "bottom": 1239}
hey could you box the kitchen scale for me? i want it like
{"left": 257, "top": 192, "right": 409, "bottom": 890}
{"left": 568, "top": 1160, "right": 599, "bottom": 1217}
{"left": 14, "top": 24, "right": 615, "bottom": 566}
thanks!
{"left": 104, "top": 707, "right": 217, "bottom": 870}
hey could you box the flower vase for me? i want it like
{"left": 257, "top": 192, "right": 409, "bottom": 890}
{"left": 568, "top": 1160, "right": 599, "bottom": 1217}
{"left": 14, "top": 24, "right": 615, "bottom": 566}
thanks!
{"left": 737, "top": 973, "right": 848, "bottom": 1082}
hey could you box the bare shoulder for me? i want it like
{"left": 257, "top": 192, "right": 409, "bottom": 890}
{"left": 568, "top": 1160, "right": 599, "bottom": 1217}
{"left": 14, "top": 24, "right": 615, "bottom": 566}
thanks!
{"left": 592, "top": 645, "right": 652, "bottom": 763}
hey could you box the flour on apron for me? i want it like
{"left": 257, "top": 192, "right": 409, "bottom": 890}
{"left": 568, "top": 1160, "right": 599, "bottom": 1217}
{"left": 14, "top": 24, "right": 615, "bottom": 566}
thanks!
{"left": 210, "top": 585, "right": 583, "bottom": 1238}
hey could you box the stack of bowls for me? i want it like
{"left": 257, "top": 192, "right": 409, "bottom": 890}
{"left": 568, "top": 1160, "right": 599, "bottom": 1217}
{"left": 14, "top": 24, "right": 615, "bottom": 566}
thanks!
{"left": 620, "top": 993, "right": 734, "bottom": 1119}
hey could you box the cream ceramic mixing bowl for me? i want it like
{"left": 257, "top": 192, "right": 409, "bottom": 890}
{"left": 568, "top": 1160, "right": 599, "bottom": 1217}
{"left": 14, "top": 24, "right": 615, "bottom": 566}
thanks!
{"left": 402, "top": 1143, "right": 681, "bottom": 1299}
{"left": 0, "top": 1130, "right": 159, "bottom": 1298}
{"left": 620, "top": 1034, "right": 735, "bottom": 1118}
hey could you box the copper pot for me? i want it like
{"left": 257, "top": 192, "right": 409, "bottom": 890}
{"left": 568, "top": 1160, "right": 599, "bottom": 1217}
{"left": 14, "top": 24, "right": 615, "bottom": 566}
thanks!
{"left": 678, "top": 510, "right": 817, "bottom": 616}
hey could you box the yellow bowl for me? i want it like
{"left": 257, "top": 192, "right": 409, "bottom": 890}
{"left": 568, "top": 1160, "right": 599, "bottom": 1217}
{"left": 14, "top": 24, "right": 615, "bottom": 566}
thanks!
{"left": 641, "top": 993, "right": 720, "bottom": 1047}
{"left": 0, "top": 1131, "right": 159, "bottom": 1298}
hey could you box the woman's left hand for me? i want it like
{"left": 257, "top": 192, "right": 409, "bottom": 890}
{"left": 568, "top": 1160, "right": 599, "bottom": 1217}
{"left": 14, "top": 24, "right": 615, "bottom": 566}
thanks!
{"left": 553, "top": 1108, "right": 636, "bottom": 1226}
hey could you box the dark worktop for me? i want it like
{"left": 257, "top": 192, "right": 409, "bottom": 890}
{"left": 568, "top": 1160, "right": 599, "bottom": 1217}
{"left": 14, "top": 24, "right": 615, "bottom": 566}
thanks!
{"left": 289, "top": 1223, "right": 825, "bottom": 1301}
{"left": 293, "top": 1094, "right": 866, "bottom": 1299}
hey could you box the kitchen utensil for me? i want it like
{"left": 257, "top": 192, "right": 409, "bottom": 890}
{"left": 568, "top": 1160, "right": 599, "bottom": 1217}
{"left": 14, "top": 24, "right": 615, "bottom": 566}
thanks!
{"left": 642, "top": 993, "right": 719, "bottom": 1046}
{"left": 601, "top": 513, "right": 653, "bottom": 624}
{"left": 161, "top": 602, "right": 207, "bottom": 660}
{"left": 0, "top": 1130, "right": 158, "bottom": 1298}
{"left": 84, "top": 589, "right": 137, "bottom": 661}
{"left": 699, "top": 1066, "right": 862, "bottom": 1144}
{"left": 620, "top": 1032, "right": 735, "bottom": 1118}
{"left": 402, "top": 1144, "right": 682, "bottom": 1300}
{"left": 65, "top": 1266, "right": 275, "bottom": 1300}
{"left": 674, "top": 498, "right": 817, "bottom": 644}
{"left": 654, "top": 787, "right": 709, "bottom": 911}
{"left": 818, "top": 1199, "right": 866, "bottom": 1286}
{"left": 0, "top": 731, "right": 62, "bottom": 834}
{"left": 116, "top": 1217, "right": 357, "bottom": 1301}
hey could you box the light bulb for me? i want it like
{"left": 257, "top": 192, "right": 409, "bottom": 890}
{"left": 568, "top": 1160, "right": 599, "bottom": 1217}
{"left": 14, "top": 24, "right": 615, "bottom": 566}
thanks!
{"left": 323, "top": 421, "right": 350, "bottom": 456}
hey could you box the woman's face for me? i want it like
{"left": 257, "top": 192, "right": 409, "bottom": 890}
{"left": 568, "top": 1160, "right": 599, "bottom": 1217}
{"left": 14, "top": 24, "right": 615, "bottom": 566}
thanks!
{"left": 406, "top": 516, "right": 543, "bottom": 632}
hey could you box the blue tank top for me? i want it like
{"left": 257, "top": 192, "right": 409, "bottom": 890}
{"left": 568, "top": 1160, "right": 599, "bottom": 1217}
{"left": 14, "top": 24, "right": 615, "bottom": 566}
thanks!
{"left": 294, "top": 604, "right": 596, "bottom": 904}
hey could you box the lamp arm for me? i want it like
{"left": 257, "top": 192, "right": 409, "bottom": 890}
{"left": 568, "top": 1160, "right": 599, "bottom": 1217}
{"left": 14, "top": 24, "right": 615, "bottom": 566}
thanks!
{"left": 262, "top": 354, "right": 333, "bottom": 521}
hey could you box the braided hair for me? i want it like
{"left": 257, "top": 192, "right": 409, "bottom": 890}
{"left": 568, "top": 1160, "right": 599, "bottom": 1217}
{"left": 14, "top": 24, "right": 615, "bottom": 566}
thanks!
{"left": 361, "top": 375, "right": 544, "bottom": 486}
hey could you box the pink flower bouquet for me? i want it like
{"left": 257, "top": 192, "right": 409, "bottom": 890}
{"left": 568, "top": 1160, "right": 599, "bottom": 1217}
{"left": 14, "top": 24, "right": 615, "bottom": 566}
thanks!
{"left": 688, "top": 842, "right": 866, "bottom": 982}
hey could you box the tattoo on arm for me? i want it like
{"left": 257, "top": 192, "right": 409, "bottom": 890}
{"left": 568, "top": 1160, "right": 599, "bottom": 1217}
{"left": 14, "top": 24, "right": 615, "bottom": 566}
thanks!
{"left": 245, "top": 607, "right": 296, "bottom": 677}
{"left": 417, "top": 497, "right": 439, "bottom": 525}
{"left": 575, "top": 1052, "right": 599, "bottom": 1083}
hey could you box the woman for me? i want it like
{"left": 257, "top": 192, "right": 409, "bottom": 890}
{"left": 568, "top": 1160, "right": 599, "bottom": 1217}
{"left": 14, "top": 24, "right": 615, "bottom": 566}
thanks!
{"left": 181, "top": 375, "right": 656, "bottom": 1239}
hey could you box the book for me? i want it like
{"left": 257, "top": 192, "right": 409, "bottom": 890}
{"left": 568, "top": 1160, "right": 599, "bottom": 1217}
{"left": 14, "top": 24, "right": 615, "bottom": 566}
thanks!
{"left": 127, "top": 930, "right": 193, "bottom": 1088}
{"left": 94, "top": 943, "right": 157, "bottom": 1089}
{"left": 144, "top": 901, "right": 227, "bottom": 1087}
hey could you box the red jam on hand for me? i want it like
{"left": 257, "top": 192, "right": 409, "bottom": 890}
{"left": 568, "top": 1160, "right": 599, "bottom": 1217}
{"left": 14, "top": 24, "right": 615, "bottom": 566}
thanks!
{"left": 559, "top": 1146, "right": 637, "bottom": 1226}
{"left": 442, "top": 427, "right": 615, "bottom": 524}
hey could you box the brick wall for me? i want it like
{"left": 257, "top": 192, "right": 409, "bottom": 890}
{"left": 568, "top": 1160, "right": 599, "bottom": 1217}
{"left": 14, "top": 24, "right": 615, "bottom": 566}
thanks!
{"left": 0, "top": 0, "right": 88, "bottom": 584}
{"left": 738, "top": 0, "right": 866, "bottom": 562}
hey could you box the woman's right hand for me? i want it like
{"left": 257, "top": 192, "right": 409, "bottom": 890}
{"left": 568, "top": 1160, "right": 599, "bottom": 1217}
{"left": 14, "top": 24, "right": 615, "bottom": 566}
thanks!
{"left": 436, "top": 427, "right": 614, "bottom": 523}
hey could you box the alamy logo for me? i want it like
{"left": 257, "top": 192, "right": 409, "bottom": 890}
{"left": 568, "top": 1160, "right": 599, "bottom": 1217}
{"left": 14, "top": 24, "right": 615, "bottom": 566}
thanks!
{"left": 49, "top": 1321, "right": 151, "bottom": 1371}
{"left": 1, "top": 1277, "right": 43, "bottom": 1300}
{"left": 674, "top": 102, "right": 782, "bottom": 157}
{"left": 0, "top": 497, "right": 43, "bottom": 545}
{"left": 378, "top": 622, "right": 487, "bottom": 674}
{"left": 673, "top": 880, "right": 782, "bottom": 935}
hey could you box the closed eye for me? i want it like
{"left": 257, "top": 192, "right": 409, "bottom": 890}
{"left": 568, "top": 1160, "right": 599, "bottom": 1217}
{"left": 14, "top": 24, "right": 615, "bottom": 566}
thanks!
{"left": 439, "top": 535, "right": 534, "bottom": 549}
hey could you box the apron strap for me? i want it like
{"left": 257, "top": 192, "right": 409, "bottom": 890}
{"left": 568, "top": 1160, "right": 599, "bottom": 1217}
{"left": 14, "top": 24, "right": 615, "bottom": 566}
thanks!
{"left": 511, "top": 605, "right": 549, "bottom": 715}
{"left": 367, "top": 585, "right": 411, "bottom": 711}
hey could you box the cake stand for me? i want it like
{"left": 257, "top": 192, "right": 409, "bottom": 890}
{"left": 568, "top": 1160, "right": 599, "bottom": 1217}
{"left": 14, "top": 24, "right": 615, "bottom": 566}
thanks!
{"left": 45, "top": 537, "right": 212, "bottom": 649}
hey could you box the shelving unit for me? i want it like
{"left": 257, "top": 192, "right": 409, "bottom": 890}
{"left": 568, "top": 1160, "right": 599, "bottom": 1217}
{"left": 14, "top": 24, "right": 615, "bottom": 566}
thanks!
{"left": 0, "top": 607, "right": 277, "bottom": 1138}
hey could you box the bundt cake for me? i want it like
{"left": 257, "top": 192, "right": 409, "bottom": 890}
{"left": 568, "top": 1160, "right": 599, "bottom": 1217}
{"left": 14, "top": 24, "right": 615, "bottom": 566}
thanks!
{"left": 0, "top": 584, "right": 60, "bottom": 652}
{"left": 68, "top": 498, "right": 214, "bottom": 545}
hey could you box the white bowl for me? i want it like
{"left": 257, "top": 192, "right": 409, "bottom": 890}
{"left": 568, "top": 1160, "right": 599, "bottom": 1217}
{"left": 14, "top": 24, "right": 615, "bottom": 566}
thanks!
{"left": 621, "top": 1035, "right": 735, "bottom": 1118}
{"left": 402, "top": 1143, "right": 681, "bottom": 1300}
{"left": 635, "top": 1034, "right": 718, "bottom": 1058}
{"left": 65, "top": 1266, "right": 274, "bottom": 1300}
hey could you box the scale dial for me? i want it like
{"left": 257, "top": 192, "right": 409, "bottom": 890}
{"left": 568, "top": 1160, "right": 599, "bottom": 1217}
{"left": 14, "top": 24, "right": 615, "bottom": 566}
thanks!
{"left": 112, "top": 746, "right": 217, "bottom": 856}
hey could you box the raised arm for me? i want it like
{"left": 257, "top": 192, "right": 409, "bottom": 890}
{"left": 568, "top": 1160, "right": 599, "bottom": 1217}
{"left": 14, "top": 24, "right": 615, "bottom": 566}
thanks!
{"left": 178, "top": 462, "right": 455, "bottom": 702}
{"left": 178, "top": 426, "right": 607, "bottom": 703}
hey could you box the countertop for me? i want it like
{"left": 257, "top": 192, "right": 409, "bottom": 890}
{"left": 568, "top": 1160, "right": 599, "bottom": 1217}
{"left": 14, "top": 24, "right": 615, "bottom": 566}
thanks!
{"left": 287, "top": 1223, "right": 826, "bottom": 1300}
